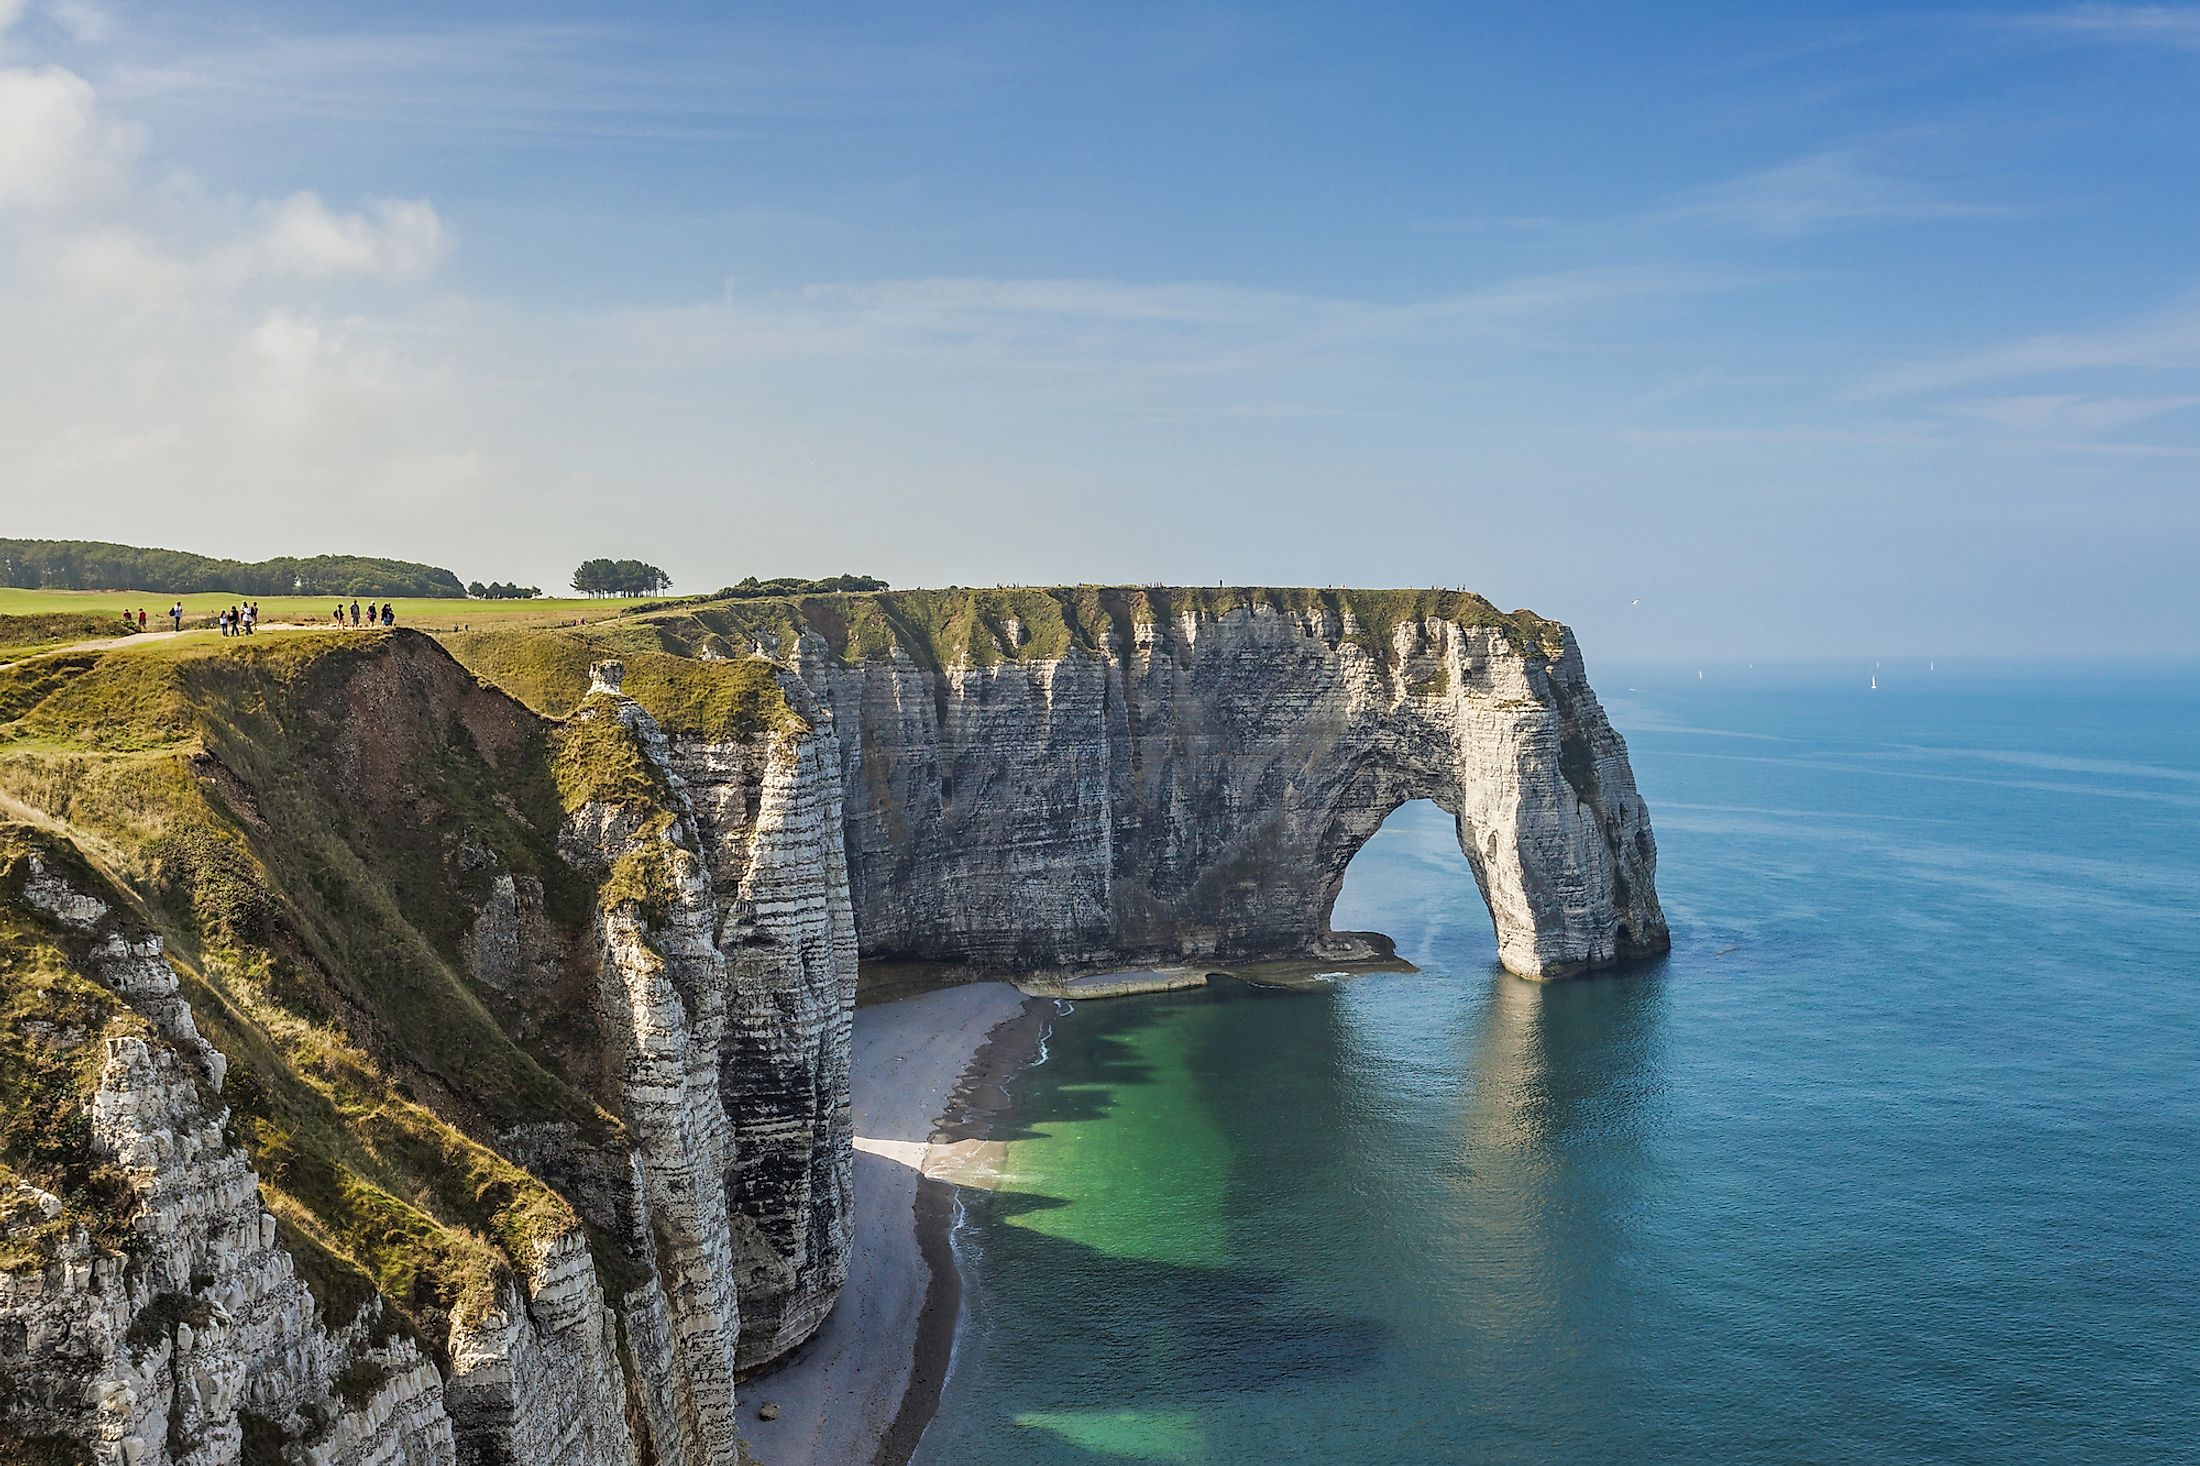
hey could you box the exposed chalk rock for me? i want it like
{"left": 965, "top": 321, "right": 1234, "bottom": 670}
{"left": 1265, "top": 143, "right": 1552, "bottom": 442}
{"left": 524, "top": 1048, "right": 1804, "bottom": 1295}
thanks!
{"left": 780, "top": 603, "right": 1666, "bottom": 978}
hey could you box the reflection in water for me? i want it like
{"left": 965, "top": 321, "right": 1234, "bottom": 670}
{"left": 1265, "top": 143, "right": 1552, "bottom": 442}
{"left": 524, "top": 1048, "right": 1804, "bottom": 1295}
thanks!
{"left": 927, "top": 688, "right": 2200, "bottom": 1462}
{"left": 1451, "top": 973, "right": 1668, "bottom": 1357}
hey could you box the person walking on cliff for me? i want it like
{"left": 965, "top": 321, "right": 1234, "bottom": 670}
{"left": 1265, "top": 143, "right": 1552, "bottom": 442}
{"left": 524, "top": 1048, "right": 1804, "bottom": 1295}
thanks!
{"left": 170, "top": 601, "right": 182, "bottom": 632}
{"left": 349, "top": 599, "right": 361, "bottom": 627}
{"left": 380, "top": 603, "right": 395, "bottom": 627}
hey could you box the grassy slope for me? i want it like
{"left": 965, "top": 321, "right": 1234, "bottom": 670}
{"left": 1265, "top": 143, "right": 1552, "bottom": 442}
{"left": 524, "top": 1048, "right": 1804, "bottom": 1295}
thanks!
{"left": 625, "top": 585, "right": 1566, "bottom": 670}
{"left": 0, "top": 586, "right": 647, "bottom": 626}
{"left": 0, "top": 631, "right": 695, "bottom": 1351}
{"left": 0, "top": 828, "right": 146, "bottom": 1272}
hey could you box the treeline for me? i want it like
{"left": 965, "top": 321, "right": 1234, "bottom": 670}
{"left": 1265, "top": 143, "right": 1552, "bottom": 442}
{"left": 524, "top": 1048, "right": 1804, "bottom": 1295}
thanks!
{"left": 0, "top": 539, "right": 466, "bottom": 598}
{"left": 709, "top": 574, "right": 889, "bottom": 599}
{"left": 466, "top": 581, "right": 542, "bottom": 600}
{"left": 570, "top": 559, "right": 672, "bottom": 597}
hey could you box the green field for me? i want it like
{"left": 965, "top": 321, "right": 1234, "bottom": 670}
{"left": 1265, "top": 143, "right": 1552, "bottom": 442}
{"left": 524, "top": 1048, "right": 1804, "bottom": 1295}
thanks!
{"left": 0, "top": 586, "right": 641, "bottom": 626}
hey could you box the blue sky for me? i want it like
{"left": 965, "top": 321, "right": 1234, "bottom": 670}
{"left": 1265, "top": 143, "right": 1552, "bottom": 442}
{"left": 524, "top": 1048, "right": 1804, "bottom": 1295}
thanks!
{"left": 2, "top": 2, "right": 2197, "bottom": 661}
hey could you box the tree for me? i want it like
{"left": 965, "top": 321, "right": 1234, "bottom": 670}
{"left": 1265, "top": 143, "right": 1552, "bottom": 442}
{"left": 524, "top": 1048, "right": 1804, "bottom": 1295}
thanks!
{"left": 0, "top": 539, "right": 466, "bottom": 597}
{"left": 571, "top": 558, "right": 670, "bottom": 597}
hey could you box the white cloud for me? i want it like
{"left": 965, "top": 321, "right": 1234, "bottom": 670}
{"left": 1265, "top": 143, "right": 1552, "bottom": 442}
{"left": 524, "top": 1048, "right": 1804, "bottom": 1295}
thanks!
{"left": 0, "top": 64, "right": 138, "bottom": 211}
{"left": 253, "top": 191, "right": 448, "bottom": 280}
{"left": 0, "top": 0, "right": 24, "bottom": 37}
{"left": 45, "top": 0, "right": 114, "bottom": 44}
{"left": 55, "top": 225, "right": 189, "bottom": 302}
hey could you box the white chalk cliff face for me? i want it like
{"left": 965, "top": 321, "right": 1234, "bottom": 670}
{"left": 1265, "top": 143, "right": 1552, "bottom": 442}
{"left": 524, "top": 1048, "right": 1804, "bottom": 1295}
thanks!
{"left": 557, "top": 660, "right": 859, "bottom": 1395}
{"left": 1, "top": 642, "right": 862, "bottom": 1466}
{"left": 1, "top": 859, "right": 462, "bottom": 1466}
{"left": 775, "top": 603, "right": 1666, "bottom": 978}
{"left": 4, "top": 592, "right": 1664, "bottom": 1465}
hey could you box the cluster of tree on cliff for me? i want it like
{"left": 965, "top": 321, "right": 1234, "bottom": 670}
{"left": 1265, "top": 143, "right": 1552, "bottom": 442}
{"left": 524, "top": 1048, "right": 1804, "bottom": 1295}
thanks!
{"left": 570, "top": 559, "right": 672, "bottom": 597}
{"left": 709, "top": 574, "right": 889, "bottom": 599}
{"left": 466, "top": 581, "right": 543, "bottom": 600}
{"left": 0, "top": 539, "right": 466, "bottom": 598}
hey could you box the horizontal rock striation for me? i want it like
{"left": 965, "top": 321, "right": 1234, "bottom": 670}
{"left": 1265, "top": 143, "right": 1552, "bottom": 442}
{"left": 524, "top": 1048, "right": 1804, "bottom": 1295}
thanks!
{"left": 4, "top": 584, "right": 1659, "bottom": 1464}
{"left": 2, "top": 855, "right": 461, "bottom": 1466}
{"left": 678, "top": 588, "right": 1666, "bottom": 979}
{"left": 2, "top": 633, "right": 859, "bottom": 1464}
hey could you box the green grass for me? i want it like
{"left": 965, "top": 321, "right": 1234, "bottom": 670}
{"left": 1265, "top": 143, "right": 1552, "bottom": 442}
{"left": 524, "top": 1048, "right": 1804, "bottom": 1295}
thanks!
{"left": 0, "top": 632, "right": 629, "bottom": 1350}
{"left": 640, "top": 585, "right": 1567, "bottom": 669}
{"left": 440, "top": 627, "right": 810, "bottom": 739}
{"left": 0, "top": 828, "right": 149, "bottom": 1269}
{"left": 0, "top": 586, "right": 645, "bottom": 628}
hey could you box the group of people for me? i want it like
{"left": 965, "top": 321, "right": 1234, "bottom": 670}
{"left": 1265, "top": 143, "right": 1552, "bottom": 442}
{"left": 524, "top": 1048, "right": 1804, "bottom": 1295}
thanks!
{"left": 337, "top": 600, "right": 397, "bottom": 628}
{"left": 110, "top": 597, "right": 400, "bottom": 638}
{"left": 107, "top": 597, "right": 402, "bottom": 641}
{"left": 119, "top": 603, "right": 186, "bottom": 633}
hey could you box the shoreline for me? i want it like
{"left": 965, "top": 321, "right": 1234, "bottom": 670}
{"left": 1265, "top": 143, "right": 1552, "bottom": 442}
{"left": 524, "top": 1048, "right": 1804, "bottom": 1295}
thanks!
{"left": 740, "top": 982, "right": 1045, "bottom": 1466}
{"left": 876, "top": 997, "right": 1055, "bottom": 1464}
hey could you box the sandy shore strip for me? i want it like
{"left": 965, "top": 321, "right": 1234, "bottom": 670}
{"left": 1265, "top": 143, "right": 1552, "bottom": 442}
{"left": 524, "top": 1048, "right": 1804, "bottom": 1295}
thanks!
{"left": 742, "top": 981, "right": 1041, "bottom": 1466}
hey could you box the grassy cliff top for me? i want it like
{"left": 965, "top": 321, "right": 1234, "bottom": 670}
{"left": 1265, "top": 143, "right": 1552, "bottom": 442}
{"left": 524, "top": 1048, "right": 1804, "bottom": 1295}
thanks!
{"left": 0, "top": 630, "right": 617, "bottom": 1347}
{"left": 624, "top": 585, "right": 1567, "bottom": 670}
{"left": 440, "top": 625, "right": 812, "bottom": 738}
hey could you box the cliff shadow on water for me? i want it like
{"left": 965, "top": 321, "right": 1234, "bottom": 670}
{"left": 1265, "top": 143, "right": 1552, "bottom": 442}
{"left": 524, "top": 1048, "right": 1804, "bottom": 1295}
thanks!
{"left": 0, "top": 587, "right": 1669, "bottom": 1466}
{"left": 915, "top": 959, "right": 1674, "bottom": 1465}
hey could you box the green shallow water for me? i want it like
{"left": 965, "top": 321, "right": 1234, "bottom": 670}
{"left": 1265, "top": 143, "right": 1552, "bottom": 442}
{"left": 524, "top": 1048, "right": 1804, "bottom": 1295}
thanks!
{"left": 915, "top": 668, "right": 2200, "bottom": 1464}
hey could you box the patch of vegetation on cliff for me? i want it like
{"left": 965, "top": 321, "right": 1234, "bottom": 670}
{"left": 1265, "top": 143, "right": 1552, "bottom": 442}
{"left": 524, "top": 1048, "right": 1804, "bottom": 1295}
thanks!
{"left": 0, "top": 634, "right": 624, "bottom": 1348}
{"left": 648, "top": 585, "right": 1569, "bottom": 669}
{"left": 0, "top": 829, "right": 144, "bottom": 1268}
{"left": 547, "top": 703, "right": 706, "bottom": 924}
{"left": 0, "top": 613, "right": 141, "bottom": 664}
{"left": 442, "top": 627, "right": 809, "bottom": 742}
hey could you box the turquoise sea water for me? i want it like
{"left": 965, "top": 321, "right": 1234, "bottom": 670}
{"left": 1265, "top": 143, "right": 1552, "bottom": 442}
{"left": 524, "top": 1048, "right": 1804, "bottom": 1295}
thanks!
{"left": 916, "top": 666, "right": 2200, "bottom": 1464}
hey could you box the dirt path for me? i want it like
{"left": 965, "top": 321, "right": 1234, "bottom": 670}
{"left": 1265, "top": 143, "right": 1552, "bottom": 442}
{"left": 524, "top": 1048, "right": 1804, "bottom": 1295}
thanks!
{"left": 0, "top": 622, "right": 347, "bottom": 671}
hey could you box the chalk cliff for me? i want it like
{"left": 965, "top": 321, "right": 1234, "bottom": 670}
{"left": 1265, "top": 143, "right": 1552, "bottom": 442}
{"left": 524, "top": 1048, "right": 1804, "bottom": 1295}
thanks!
{"left": 0, "top": 633, "right": 855, "bottom": 1464}
{"left": 3, "top": 586, "right": 1661, "bottom": 1464}
{"left": 651, "top": 587, "right": 1667, "bottom": 978}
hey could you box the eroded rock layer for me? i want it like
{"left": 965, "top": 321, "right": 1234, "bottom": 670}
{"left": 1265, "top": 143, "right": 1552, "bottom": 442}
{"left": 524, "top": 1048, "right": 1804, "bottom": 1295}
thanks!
{"left": 3, "top": 586, "right": 1661, "bottom": 1465}
{"left": 0, "top": 633, "right": 856, "bottom": 1465}
{"left": 674, "top": 588, "right": 1668, "bottom": 978}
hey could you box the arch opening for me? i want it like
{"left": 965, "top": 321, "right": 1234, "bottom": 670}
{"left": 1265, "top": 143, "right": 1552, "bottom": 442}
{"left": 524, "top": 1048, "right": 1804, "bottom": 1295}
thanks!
{"left": 1325, "top": 798, "right": 1499, "bottom": 970}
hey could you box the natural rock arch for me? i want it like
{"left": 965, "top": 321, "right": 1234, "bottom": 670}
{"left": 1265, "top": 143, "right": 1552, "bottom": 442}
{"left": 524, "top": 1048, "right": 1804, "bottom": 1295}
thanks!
{"left": 768, "top": 596, "right": 1668, "bottom": 980}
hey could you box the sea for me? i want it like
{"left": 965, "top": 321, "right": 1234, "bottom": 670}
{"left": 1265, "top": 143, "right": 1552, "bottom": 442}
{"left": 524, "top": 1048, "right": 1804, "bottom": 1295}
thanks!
{"left": 913, "top": 662, "right": 2200, "bottom": 1464}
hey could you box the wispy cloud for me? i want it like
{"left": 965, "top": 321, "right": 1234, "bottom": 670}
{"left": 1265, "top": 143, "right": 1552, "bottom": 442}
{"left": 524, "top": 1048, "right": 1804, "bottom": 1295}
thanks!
{"left": 1656, "top": 150, "right": 1999, "bottom": 237}
{"left": 581, "top": 263, "right": 1743, "bottom": 385}
{"left": 1941, "top": 392, "right": 2200, "bottom": 434}
{"left": 90, "top": 18, "right": 1011, "bottom": 143}
{"left": 2024, "top": 5, "right": 2200, "bottom": 49}
{"left": 1862, "top": 289, "right": 2200, "bottom": 396}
